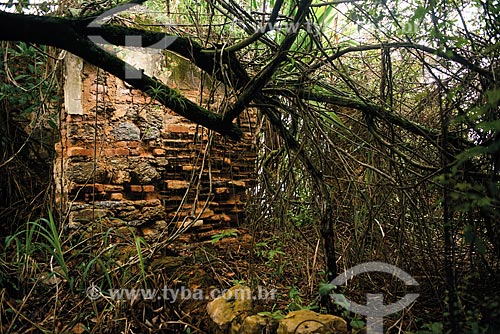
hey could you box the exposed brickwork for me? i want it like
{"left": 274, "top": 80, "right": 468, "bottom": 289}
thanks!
{"left": 55, "top": 54, "right": 256, "bottom": 232}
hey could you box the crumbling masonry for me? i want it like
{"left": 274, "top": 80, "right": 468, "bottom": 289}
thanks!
{"left": 55, "top": 51, "right": 256, "bottom": 235}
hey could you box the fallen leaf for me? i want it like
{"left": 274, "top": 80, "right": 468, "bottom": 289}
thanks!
{"left": 72, "top": 323, "right": 86, "bottom": 334}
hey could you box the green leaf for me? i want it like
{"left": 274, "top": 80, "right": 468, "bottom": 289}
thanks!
{"left": 429, "top": 321, "right": 443, "bottom": 333}
{"left": 47, "top": 119, "right": 58, "bottom": 130}
{"left": 475, "top": 196, "right": 492, "bottom": 207}
{"left": 476, "top": 119, "right": 500, "bottom": 132}
{"left": 486, "top": 88, "right": 500, "bottom": 105}
{"left": 454, "top": 141, "right": 500, "bottom": 169}
{"left": 463, "top": 224, "right": 475, "bottom": 244}
{"left": 318, "top": 282, "right": 335, "bottom": 296}
{"left": 475, "top": 238, "right": 488, "bottom": 254}
{"left": 14, "top": 74, "right": 30, "bottom": 81}
{"left": 350, "top": 318, "right": 365, "bottom": 329}
{"left": 413, "top": 6, "right": 427, "bottom": 20}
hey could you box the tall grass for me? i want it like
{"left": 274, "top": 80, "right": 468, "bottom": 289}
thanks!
{"left": 1, "top": 211, "right": 167, "bottom": 332}
{"left": 5, "top": 210, "right": 71, "bottom": 288}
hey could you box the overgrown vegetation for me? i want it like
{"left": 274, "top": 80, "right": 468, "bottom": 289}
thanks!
{"left": 0, "top": 39, "right": 62, "bottom": 233}
{"left": 1, "top": 0, "right": 500, "bottom": 333}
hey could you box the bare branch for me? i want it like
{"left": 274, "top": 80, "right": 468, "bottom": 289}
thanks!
{"left": 222, "top": 0, "right": 313, "bottom": 123}
{"left": 311, "top": 42, "right": 493, "bottom": 79}
{"left": 203, "top": 0, "right": 284, "bottom": 53}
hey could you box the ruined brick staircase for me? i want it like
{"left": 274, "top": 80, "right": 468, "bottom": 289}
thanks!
{"left": 55, "top": 53, "right": 256, "bottom": 236}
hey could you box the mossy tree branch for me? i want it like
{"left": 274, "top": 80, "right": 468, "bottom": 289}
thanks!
{"left": 0, "top": 11, "right": 243, "bottom": 140}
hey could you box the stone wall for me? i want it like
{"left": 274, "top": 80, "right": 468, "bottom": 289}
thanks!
{"left": 55, "top": 51, "right": 256, "bottom": 235}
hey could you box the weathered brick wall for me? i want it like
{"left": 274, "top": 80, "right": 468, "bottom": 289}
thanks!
{"left": 55, "top": 52, "right": 256, "bottom": 235}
